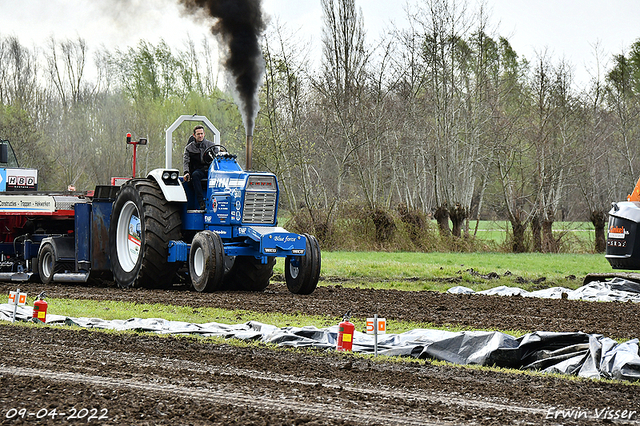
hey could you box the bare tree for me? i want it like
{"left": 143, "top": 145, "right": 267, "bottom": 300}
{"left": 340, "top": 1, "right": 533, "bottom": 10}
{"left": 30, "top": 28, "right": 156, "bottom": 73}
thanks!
{"left": 261, "top": 20, "right": 319, "bottom": 211}
{"left": 178, "top": 36, "right": 220, "bottom": 96}
{"left": 575, "top": 91, "right": 617, "bottom": 252}
{"left": 488, "top": 38, "right": 532, "bottom": 252}
{"left": 413, "top": 0, "right": 488, "bottom": 237}
{"left": 389, "top": 14, "right": 436, "bottom": 214}
{"left": 528, "top": 55, "right": 578, "bottom": 252}
{"left": 0, "top": 36, "right": 39, "bottom": 110}
{"left": 315, "top": 0, "right": 369, "bottom": 206}
{"left": 46, "top": 37, "right": 96, "bottom": 107}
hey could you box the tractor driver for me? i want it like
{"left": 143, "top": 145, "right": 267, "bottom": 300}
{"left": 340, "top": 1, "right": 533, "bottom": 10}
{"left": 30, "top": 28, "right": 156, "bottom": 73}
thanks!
{"left": 183, "top": 125, "right": 217, "bottom": 209}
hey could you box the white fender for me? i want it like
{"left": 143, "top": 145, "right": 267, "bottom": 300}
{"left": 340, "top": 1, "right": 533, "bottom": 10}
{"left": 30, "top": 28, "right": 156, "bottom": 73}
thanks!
{"left": 147, "top": 169, "right": 187, "bottom": 202}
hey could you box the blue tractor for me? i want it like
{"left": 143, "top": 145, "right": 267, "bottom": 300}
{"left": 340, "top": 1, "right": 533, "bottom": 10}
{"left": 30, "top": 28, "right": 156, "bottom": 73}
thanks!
{"left": 108, "top": 115, "right": 321, "bottom": 294}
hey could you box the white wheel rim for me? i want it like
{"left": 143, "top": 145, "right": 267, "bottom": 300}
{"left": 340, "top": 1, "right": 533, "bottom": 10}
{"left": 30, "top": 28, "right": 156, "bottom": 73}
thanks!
{"left": 41, "top": 250, "right": 53, "bottom": 278}
{"left": 194, "top": 246, "right": 205, "bottom": 277}
{"left": 289, "top": 262, "right": 299, "bottom": 279}
{"left": 116, "top": 201, "right": 142, "bottom": 273}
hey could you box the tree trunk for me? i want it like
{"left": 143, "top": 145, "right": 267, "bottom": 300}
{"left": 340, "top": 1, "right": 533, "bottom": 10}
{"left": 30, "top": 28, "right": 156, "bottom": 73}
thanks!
{"left": 434, "top": 204, "right": 450, "bottom": 236}
{"left": 590, "top": 210, "right": 608, "bottom": 253}
{"left": 449, "top": 203, "right": 467, "bottom": 238}
{"left": 531, "top": 215, "right": 542, "bottom": 252}
{"left": 542, "top": 219, "right": 558, "bottom": 253}
{"left": 511, "top": 220, "right": 527, "bottom": 253}
{"left": 542, "top": 210, "right": 557, "bottom": 253}
{"left": 542, "top": 220, "right": 557, "bottom": 253}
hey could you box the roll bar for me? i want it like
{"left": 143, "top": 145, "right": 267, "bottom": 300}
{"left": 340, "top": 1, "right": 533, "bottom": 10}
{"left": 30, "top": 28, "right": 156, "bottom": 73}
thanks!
{"left": 165, "top": 115, "right": 220, "bottom": 169}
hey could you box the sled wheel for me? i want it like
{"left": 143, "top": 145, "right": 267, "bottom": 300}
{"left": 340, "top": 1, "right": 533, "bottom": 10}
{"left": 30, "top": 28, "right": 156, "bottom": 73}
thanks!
{"left": 38, "top": 243, "right": 57, "bottom": 284}
{"left": 285, "top": 233, "right": 321, "bottom": 295}
{"left": 109, "top": 179, "right": 182, "bottom": 289}
{"left": 189, "top": 230, "right": 225, "bottom": 292}
{"left": 224, "top": 256, "right": 276, "bottom": 292}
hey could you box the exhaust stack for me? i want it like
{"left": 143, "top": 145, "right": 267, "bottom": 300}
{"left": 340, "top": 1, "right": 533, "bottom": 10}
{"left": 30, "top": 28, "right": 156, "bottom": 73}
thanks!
{"left": 246, "top": 134, "right": 253, "bottom": 170}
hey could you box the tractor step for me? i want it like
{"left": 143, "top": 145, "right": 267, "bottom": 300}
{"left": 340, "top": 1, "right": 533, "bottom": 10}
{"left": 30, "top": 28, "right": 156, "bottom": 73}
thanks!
{"left": 0, "top": 272, "right": 33, "bottom": 282}
{"left": 53, "top": 272, "right": 90, "bottom": 283}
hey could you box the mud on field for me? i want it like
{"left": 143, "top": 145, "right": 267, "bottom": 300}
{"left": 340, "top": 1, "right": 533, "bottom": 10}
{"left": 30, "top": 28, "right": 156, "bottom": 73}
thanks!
{"left": 2, "top": 278, "right": 640, "bottom": 425}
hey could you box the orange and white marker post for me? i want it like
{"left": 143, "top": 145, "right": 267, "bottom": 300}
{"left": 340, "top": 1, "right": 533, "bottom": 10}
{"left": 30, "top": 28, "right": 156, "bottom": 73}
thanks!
{"left": 367, "top": 315, "right": 386, "bottom": 357}
{"left": 8, "top": 289, "right": 27, "bottom": 323}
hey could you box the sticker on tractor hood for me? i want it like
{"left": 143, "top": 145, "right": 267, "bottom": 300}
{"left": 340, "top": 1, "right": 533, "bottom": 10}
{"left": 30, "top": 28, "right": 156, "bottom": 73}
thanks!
{"left": 237, "top": 226, "right": 261, "bottom": 241}
{"left": 209, "top": 177, "right": 244, "bottom": 189}
{"left": 209, "top": 227, "right": 228, "bottom": 236}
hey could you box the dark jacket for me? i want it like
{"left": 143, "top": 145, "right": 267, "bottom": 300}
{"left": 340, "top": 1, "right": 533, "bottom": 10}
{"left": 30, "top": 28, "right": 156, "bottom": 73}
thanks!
{"left": 183, "top": 137, "right": 216, "bottom": 174}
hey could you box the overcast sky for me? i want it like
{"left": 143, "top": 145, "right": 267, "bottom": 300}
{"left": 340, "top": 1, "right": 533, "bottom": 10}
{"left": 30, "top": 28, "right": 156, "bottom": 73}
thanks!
{"left": 1, "top": 0, "right": 639, "bottom": 89}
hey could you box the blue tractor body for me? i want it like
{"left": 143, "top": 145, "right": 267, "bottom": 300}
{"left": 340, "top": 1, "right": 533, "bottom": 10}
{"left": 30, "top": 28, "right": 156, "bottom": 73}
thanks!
{"left": 173, "top": 154, "right": 307, "bottom": 263}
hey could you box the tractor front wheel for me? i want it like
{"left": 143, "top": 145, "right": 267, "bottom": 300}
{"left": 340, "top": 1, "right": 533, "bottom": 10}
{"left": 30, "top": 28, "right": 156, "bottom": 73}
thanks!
{"left": 189, "top": 230, "right": 225, "bottom": 292}
{"left": 285, "top": 233, "right": 321, "bottom": 295}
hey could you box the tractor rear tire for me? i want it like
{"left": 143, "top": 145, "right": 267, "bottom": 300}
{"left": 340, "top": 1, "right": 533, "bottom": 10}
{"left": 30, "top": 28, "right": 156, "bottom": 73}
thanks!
{"left": 109, "top": 179, "right": 182, "bottom": 289}
{"left": 38, "top": 243, "right": 58, "bottom": 284}
{"left": 223, "top": 256, "right": 276, "bottom": 292}
{"left": 189, "top": 230, "right": 225, "bottom": 292}
{"left": 285, "top": 233, "right": 321, "bottom": 295}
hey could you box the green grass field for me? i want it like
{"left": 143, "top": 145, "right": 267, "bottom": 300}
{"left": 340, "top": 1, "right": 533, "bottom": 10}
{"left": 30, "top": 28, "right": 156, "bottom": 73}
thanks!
{"left": 449, "top": 221, "right": 598, "bottom": 254}
{"left": 274, "top": 251, "right": 611, "bottom": 292}
{"left": 41, "top": 297, "right": 530, "bottom": 338}
{"left": 283, "top": 211, "right": 601, "bottom": 253}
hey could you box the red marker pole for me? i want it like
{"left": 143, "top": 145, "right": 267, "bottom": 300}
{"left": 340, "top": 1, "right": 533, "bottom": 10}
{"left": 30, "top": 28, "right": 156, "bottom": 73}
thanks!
{"left": 126, "top": 134, "right": 148, "bottom": 178}
{"left": 133, "top": 145, "right": 137, "bottom": 178}
{"left": 126, "top": 133, "right": 137, "bottom": 178}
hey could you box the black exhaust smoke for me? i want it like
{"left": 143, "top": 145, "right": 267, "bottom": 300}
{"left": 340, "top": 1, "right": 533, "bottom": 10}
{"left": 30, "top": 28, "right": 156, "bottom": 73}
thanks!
{"left": 180, "top": 0, "right": 265, "bottom": 169}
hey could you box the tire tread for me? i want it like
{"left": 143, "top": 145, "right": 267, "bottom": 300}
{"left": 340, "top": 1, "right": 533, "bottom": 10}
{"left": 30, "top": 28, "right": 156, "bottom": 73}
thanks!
{"left": 109, "top": 179, "right": 182, "bottom": 289}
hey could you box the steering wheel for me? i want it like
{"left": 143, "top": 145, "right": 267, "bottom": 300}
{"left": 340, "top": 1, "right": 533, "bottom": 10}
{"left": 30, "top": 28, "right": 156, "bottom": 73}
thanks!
{"left": 203, "top": 144, "right": 228, "bottom": 163}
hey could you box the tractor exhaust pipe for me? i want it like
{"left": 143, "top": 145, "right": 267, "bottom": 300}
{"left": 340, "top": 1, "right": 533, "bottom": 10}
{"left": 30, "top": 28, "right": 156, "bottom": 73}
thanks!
{"left": 246, "top": 134, "right": 253, "bottom": 171}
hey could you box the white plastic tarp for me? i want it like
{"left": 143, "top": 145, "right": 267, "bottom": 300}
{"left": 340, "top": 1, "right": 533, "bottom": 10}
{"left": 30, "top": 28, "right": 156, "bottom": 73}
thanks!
{"left": 447, "top": 278, "right": 640, "bottom": 303}
{"left": 2, "top": 302, "right": 639, "bottom": 383}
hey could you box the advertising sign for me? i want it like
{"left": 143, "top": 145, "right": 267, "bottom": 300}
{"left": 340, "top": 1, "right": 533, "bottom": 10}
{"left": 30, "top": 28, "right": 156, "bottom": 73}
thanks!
{"left": 4, "top": 168, "right": 38, "bottom": 191}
